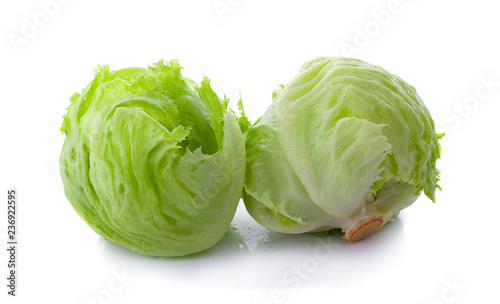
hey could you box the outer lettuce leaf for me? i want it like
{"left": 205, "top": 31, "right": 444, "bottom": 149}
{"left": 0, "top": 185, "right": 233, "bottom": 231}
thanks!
{"left": 374, "top": 178, "right": 419, "bottom": 214}
{"left": 244, "top": 100, "right": 334, "bottom": 233}
{"left": 278, "top": 115, "right": 392, "bottom": 219}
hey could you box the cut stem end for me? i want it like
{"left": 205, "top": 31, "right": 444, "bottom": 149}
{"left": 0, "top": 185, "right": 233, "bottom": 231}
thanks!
{"left": 346, "top": 216, "right": 384, "bottom": 242}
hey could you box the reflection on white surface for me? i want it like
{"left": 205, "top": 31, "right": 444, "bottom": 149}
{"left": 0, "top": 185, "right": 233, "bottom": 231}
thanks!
{"left": 98, "top": 203, "right": 407, "bottom": 292}
{"left": 230, "top": 222, "right": 270, "bottom": 252}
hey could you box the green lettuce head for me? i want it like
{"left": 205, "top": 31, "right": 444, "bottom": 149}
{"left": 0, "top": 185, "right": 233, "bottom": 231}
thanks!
{"left": 243, "top": 57, "right": 442, "bottom": 242}
{"left": 60, "top": 60, "right": 246, "bottom": 256}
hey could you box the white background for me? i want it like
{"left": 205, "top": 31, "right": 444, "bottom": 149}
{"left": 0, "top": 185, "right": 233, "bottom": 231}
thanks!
{"left": 1, "top": 0, "right": 499, "bottom": 303}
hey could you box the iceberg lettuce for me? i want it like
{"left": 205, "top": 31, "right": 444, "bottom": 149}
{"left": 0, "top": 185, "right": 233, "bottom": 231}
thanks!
{"left": 243, "top": 57, "right": 442, "bottom": 241}
{"left": 60, "top": 60, "right": 246, "bottom": 256}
